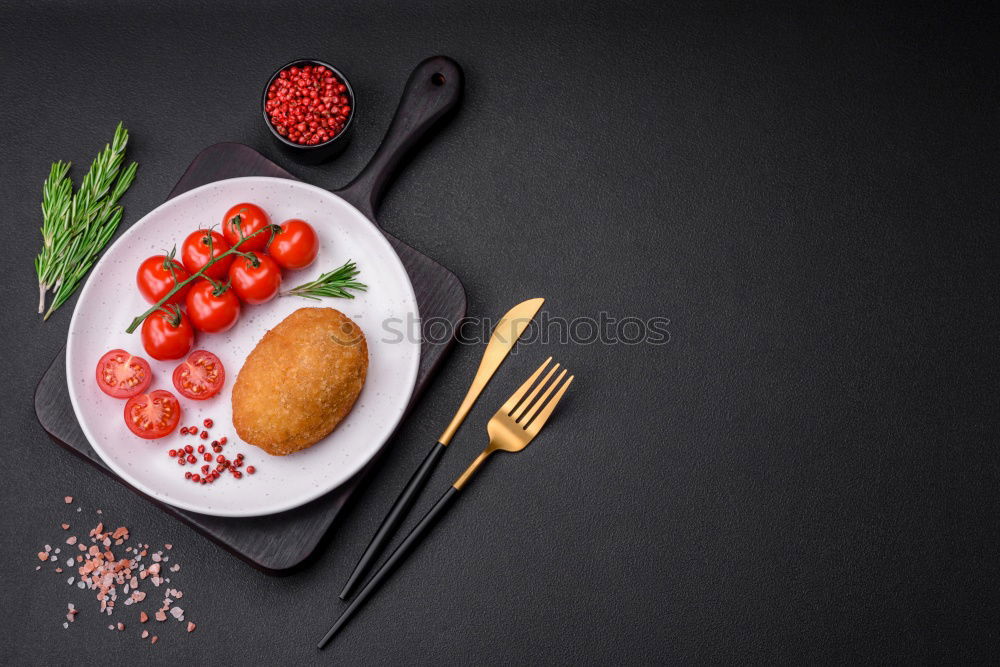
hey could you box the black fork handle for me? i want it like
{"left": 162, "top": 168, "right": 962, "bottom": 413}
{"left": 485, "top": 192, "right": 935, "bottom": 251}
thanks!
{"left": 339, "top": 440, "right": 447, "bottom": 599}
{"left": 320, "top": 486, "right": 459, "bottom": 648}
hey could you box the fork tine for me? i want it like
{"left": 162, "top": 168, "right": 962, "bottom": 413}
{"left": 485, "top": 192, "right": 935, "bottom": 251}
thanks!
{"left": 499, "top": 357, "right": 551, "bottom": 415}
{"left": 525, "top": 374, "right": 574, "bottom": 435}
{"left": 518, "top": 368, "right": 567, "bottom": 425}
{"left": 511, "top": 364, "right": 559, "bottom": 421}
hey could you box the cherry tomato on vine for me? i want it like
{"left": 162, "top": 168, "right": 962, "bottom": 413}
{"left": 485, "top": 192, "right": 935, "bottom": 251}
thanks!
{"left": 136, "top": 253, "right": 191, "bottom": 305}
{"left": 228, "top": 253, "right": 282, "bottom": 305}
{"left": 124, "top": 389, "right": 181, "bottom": 439}
{"left": 181, "top": 229, "right": 233, "bottom": 280}
{"left": 172, "top": 350, "right": 226, "bottom": 400}
{"left": 95, "top": 349, "right": 152, "bottom": 399}
{"left": 269, "top": 219, "right": 319, "bottom": 270}
{"left": 222, "top": 203, "right": 272, "bottom": 252}
{"left": 185, "top": 280, "right": 241, "bottom": 333}
{"left": 140, "top": 306, "right": 195, "bottom": 361}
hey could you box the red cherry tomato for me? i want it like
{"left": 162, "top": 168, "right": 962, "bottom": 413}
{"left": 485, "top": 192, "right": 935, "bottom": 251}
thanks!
{"left": 222, "top": 203, "right": 272, "bottom": 252}
{"left": 124, "top": 390, "right": 181, "bottom": 439}
{"left": 228, "top": 253, "right": 282, "bottom": 305}
{"left": 269, "top": 219, "right": 319, "bottom": 270}
{"left": 95, "top": 349, "right": 152, "bottom": 399}
{"left": 140, "top": 306, "right": 195, "bottom": 361}
{"left": 181, "top": 229, "right": 233, "bottom": 280}
{"left": 172, "top": 350, "right": 226, "bottom": 400}
{"left": 185, "top": 280, "right": 241, "bottom": 333}
{"left": 136, "top": 254, "right": 191, "bottom": 304}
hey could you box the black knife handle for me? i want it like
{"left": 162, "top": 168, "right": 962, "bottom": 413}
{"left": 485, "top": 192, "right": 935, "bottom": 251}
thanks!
{"left": 320, "top": 486, "right": 459, "bottom": 648}
{"left": 339, "top": 440, "right": 448, "bottom": 600}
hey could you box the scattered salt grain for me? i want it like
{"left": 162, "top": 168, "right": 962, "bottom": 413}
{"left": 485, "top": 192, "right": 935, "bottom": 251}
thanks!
{"left": 151, "top": 636, "right": 158, "bottom": 644}
{"left": 141, "top": 630, "right": 149, "bottom": 639}
{"left": 64, "top": 496, "right": 73, "bottom": 504}
{"left": 38, "top": 499, "right": 197, "bottom": 646}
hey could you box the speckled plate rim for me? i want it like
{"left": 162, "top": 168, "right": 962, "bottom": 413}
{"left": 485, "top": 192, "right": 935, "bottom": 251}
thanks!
{"left": 65, "top": 176, "right": 420, "bottom": 517}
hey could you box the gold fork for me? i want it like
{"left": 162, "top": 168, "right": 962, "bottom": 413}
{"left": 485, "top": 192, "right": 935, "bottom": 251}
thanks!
{"left": 318, "top": 357, "right": 573, "bottom": 648}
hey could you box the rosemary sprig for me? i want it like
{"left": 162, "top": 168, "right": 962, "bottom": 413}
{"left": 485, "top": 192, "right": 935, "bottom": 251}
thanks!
{"left": 280, "top": 260, "right": 367, "bottom": 300}
{"left": 35, "top": 161, "right": 72, "bottom": 313}
{"left": 34, "top": 123, "right": 138, "bottom": 319}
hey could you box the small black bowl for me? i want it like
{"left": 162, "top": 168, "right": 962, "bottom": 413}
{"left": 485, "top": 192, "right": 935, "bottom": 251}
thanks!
{"left": 261, "top": 58, "right": 356, "bottom": 164}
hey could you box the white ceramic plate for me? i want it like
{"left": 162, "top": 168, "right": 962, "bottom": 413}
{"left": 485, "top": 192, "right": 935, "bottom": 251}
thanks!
{"left": 66, "top": 177, "right": 420, "bottom": 517}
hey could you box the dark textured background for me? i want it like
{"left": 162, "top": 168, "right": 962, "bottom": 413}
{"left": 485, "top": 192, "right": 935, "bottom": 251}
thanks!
{"left": 2, "top": 1, "right": 998, "bottom": 664}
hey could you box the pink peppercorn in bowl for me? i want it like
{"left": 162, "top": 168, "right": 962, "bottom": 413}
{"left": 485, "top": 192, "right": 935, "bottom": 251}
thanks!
{"left": 261, "top": 59, "right": 356, "bottom": 164}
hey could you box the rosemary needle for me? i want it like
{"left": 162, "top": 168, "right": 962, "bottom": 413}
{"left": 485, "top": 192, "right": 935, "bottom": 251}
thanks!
{"left": 281, "top": 260, "right": 367, "bottom": 300}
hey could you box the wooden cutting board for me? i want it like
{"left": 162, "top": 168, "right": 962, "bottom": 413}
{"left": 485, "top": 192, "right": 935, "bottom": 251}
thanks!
{"left": 33, "top": 56, "right": 467, "bottom": 573}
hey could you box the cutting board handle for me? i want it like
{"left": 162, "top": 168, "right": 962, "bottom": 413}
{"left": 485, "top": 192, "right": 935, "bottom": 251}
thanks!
{"left": 336, "top": 56, "right": 463, "bottom": 221}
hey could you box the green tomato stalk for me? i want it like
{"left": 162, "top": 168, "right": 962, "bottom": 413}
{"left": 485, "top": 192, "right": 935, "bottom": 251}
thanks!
{"left": 125, "top": 224, "right": 280, "bottom": 334}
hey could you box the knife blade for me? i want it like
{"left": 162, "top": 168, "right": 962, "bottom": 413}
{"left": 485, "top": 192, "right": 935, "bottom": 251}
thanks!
{"left": 438, "top": 296, "right": 545, "bottom": 444}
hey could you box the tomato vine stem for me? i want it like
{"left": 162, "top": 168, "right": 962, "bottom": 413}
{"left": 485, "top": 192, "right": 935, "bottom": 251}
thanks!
{"left": 125, "top": 224, "right": 280, "bottom": 334}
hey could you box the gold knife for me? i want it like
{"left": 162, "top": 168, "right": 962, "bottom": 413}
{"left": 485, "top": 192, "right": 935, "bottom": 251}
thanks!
{"left": 339, "top": 297, "right": 544, "bottom": 599}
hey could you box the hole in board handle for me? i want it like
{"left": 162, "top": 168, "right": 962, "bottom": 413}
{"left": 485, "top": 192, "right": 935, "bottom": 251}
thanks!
{"left": 431, "top": 72, "right": 445, "bottom": 86}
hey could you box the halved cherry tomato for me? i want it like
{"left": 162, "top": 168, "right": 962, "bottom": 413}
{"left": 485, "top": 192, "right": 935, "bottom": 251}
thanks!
{"left": 222, "top": 203, "right": 272, "bottom": 252}
{"left": 269, "top": 219, "right": 319, "bottom": 270}
{"left": 228, "top": 253, "right": 282, "bottom": 305}
{"left": 181, "top": 229, "right": 233, "bottom": 280}
{"left": 173, "top": 350, "right": 226, "bottom": 400}
{"left": 141, "top": 306, "right": 195, "bottom": 361}
{"left": 95, "top": 349, "right": 152, "bottom": 399}
{"left": 136, "top": 254, "right": 191, "bottom": 304}
{"left": 124, "top": 390, "right": 181, "bottom": 439}
{"left": 185, "top": 279, "right": 241, "bottom": 333}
